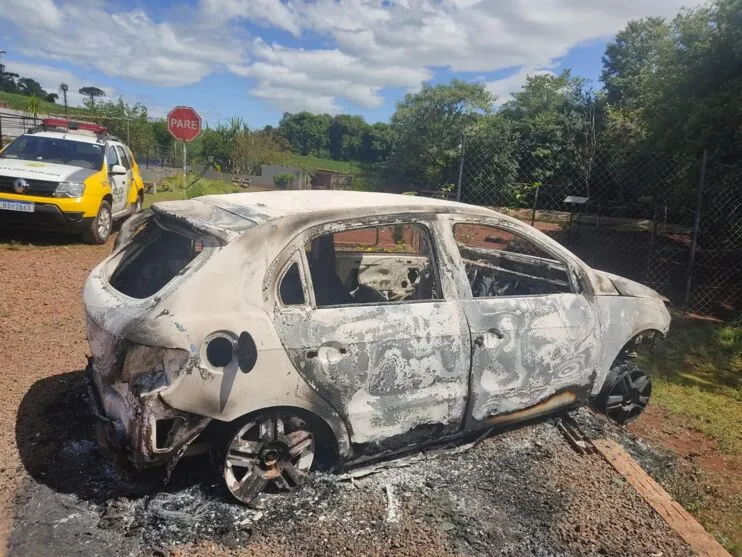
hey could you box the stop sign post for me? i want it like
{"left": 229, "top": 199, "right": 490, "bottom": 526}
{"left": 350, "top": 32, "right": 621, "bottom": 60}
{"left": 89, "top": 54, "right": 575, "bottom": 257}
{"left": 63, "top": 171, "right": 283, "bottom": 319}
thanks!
{"left": 167, "top": 106, "right": 202, "bottom": 186}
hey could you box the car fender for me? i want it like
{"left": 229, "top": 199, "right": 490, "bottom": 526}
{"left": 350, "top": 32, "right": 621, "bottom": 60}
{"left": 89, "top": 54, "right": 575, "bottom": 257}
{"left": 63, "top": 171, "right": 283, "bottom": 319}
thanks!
{"left": 593, "top": 294, "right": 670, "bottom": 396}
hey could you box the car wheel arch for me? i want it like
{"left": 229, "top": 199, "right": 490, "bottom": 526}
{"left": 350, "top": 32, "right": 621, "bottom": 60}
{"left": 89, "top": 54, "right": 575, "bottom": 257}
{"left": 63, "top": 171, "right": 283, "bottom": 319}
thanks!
{"left": 210, "top": 405, "right": 344, "bottom": 468}
{"left": 594, "top": 327, "right": 665, "bottom": 396}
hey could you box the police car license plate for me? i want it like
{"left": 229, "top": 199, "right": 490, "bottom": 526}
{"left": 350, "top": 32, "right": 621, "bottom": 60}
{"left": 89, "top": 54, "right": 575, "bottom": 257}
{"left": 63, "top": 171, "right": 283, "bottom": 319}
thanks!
{"left": 0, "top": 200, "right": 35, "bottom": 213}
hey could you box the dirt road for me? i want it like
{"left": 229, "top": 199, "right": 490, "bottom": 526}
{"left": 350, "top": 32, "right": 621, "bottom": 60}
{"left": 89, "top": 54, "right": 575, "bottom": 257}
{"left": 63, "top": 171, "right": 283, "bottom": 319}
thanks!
{"left": 0, "top": 237, "right": 694, "bottom": 556}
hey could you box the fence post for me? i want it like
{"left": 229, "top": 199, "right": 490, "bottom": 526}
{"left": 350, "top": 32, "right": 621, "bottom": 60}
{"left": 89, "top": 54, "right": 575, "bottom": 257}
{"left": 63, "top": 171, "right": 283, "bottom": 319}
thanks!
{"left": 456, "top": 135, "right": 466, "bottom": 202}
{"left": 0, "top": 113, "right": 3, "bottom": 148}
{"left": 683, "top": 149, "right": 708, "bottom": 308}
{"left": 531, "top": 186, "right": 540, "bottom": 227}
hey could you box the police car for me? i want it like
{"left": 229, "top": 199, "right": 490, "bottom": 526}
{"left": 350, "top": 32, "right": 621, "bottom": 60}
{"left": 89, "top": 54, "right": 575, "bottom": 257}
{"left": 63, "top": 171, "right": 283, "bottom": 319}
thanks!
{"left": 0, "top": 118, "right": 145, "bottom": 243}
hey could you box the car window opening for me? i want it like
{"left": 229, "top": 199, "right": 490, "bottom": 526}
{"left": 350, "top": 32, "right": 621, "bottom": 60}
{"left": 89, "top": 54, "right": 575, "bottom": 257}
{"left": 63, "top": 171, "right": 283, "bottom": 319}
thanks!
{"left": 109, "top": 217, "right": 208, "bottom": 299}
{"left": 305, "top": 222, "right": 440, "bottom": 307}
{"left": 279, "top": 262, "right": 305, "bottom": 306}
{"left": 453, "top": 223, "right": 572, "bottom": 297}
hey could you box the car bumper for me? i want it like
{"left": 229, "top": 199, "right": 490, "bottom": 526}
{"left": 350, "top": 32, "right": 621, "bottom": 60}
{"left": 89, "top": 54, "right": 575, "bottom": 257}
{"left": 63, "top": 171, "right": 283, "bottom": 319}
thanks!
{"left": 85, "top": 360, "right": 211, "bottom": 472}
{"left": 0, "top": 201, "right": 92, "bottom": 231}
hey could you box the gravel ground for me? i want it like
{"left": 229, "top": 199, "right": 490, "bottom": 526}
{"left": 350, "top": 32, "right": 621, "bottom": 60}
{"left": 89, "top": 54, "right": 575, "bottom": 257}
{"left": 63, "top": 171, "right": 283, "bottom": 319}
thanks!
{"left": 0, "top": 236, "right": 694, "bottom": 557}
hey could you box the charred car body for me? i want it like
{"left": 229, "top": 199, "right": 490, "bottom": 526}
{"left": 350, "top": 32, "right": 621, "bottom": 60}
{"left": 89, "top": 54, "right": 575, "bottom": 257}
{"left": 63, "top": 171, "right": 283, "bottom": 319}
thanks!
{"left": 84, "top": 191, "right": 669, "bottom": 504}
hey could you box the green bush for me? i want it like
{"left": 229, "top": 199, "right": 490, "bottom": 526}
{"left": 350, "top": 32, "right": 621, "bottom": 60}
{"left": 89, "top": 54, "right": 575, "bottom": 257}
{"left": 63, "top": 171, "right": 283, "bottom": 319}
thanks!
{"left": 273, "top": 173, "right": 296, "bottom": 188}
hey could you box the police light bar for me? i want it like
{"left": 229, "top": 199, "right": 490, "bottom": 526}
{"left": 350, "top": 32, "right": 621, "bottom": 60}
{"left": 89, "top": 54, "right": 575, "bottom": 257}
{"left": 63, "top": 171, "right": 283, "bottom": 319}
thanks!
{"left": 41, "top": 118, "right": 107, "bottom": 135}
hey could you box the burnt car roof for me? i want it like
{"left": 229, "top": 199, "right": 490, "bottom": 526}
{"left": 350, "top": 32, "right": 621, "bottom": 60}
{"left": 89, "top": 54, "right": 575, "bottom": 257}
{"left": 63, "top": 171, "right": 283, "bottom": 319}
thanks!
{"left": 152, "top": 191, "right": 498, "bottom": 240}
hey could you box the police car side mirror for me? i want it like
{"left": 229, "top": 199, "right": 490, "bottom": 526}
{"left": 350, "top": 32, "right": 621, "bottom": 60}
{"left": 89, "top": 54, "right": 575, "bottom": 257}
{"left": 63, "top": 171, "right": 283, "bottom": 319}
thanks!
{"left": 110, "top": 164, "right": 127, "bottom": 175}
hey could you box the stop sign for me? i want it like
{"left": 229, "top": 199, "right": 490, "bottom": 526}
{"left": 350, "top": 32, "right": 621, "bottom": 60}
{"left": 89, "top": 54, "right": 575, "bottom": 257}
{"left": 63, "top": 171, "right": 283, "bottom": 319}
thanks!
{"left": 167, "top": 106, "right": 202, "bottom": 142}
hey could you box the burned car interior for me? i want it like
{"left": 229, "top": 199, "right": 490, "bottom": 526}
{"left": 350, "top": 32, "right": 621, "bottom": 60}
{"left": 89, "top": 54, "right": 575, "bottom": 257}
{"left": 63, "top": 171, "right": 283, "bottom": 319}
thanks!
{"left": 453, "top": 223, "right": 572, "bottom": 297}
{"left": 284, "top": 222, "right": 440, "bottom": 307}
{"left": 109, "top": 216, "right": 208, "bottom": 299}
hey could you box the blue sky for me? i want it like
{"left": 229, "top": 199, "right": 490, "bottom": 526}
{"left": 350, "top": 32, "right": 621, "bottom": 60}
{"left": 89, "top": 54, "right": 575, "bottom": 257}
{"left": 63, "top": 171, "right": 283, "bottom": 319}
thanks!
{"left": 0, "top": 0, "right": 688, "bottom": 128}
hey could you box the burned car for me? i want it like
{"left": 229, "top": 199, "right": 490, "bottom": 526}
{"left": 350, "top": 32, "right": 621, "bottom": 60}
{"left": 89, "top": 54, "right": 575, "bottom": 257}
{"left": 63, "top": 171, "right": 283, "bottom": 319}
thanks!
{"left": 84, "top": 191, "right": 669, "bottom": 504}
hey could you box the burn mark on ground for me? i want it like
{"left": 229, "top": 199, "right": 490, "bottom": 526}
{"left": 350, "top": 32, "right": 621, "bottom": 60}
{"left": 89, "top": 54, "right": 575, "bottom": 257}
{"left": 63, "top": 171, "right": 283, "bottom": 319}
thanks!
{"left": 12, "top": 372, "right": 692, "bottom": 556}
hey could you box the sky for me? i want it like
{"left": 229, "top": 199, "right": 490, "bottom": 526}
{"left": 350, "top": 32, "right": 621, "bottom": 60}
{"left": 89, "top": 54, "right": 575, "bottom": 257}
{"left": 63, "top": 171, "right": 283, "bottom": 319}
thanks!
{"left": 0, "top": 0, "right": 691, "bottom": 128}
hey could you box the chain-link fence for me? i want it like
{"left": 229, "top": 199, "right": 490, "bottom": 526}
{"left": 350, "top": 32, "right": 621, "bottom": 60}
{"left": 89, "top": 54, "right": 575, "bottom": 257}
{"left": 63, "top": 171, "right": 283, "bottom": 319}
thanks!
{"left": 0, "top": 110, "right": 178, "bottom": 167}
{"left": 420, "top": 140, "right": 741, "bottom": 319}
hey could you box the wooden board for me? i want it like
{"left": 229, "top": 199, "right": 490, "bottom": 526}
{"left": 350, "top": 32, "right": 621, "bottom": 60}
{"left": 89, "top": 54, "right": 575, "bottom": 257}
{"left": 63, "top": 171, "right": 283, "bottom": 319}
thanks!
{"left": 593, "top": 438, "right": 730, "bottom": 557}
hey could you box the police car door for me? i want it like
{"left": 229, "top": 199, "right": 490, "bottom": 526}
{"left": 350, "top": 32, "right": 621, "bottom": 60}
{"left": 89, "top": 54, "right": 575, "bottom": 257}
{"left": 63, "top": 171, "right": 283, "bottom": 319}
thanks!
{"left": 114, "top": 146, "right": 134, "bottom": 209}
{"left": 105, "top": 145, "right": 127, "bottom": 214}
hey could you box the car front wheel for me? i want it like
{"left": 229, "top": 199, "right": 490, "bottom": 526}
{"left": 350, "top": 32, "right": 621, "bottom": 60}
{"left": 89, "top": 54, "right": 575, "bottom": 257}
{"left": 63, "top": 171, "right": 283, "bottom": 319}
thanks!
{"left": 220, "top": 412, "right": 316, "bottom": 505}
{"left": 595, "top": 360, "right": 652, "bottom": 425}
{"left": 83, "top": 200, "right": 112, "bottom": 244}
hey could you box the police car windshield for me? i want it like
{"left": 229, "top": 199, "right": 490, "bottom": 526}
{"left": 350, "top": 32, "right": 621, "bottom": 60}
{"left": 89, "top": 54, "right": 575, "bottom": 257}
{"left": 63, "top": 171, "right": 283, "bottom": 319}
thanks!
{"left": 0, "top": 136, "right": 105, "bottom": 170}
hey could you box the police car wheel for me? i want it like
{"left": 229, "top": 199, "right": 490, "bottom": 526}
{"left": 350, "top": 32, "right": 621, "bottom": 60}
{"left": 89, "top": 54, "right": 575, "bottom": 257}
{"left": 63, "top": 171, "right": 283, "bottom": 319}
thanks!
{"left": 83, "top": 200, "right": 112, "bottom": 244}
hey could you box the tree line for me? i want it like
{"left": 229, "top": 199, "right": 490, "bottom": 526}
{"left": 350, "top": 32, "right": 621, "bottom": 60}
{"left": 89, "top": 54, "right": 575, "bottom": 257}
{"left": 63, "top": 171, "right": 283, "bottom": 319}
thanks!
{"left": 262, "top": 0, "right": 741, "bottom": 209}
{"left": 5, "top": 0, "right": 737, "bottom": 213}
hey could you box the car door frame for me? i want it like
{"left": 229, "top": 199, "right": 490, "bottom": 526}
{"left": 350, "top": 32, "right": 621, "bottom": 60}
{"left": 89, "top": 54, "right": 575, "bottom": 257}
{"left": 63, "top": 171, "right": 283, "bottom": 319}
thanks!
{"left": 105, "top": 143, "right": 128, "bottom": 214}
{"left": 437, "top": 213, "right": 602, "bottom": 430}
{"left": 114, "top": 144, "right": 134, "bottom": 210}
{"left": 265, "top": 212, "right": 473, "bottom": 450}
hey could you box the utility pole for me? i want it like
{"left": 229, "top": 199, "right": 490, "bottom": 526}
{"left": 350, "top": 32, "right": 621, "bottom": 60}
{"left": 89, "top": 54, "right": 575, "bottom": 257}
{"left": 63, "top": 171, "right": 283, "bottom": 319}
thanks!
{"left": 59, "top": 83, "right": 69, "bottom": 118}
{"left": 0, "top": 50, "right": 6, "bottom": 148}
{"left": 0, "top": 49, "right": 5, "bottom": 88}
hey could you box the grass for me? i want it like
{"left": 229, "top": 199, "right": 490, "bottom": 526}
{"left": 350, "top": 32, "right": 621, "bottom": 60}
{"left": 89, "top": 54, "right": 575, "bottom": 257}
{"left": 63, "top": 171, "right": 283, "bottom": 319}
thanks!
{"left": 284, "top": 153, "right": 361, "bottom": 174}
{"left": 0, "top": 91, "right": 89, "bottom": 117}
{"left": 143, "top": 174, "right": 242, "bottom": 208}
{"left": 640, "top": 315, "right": 742, "bottom": 454}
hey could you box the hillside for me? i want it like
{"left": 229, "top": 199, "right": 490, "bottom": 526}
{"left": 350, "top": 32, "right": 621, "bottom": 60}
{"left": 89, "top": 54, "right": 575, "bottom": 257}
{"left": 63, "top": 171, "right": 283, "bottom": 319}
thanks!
{"left": 0, "top": 91, "right": 90, "bottom": 117}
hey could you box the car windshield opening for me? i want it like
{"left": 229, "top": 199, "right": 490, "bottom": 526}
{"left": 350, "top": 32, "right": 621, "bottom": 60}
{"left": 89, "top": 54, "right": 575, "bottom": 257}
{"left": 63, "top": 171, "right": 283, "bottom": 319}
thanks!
{"left": 109, "top": 216, "right": 211, "bottom": 299}
{"left": 0, "top": 136, "right": 105, "bottom": 170}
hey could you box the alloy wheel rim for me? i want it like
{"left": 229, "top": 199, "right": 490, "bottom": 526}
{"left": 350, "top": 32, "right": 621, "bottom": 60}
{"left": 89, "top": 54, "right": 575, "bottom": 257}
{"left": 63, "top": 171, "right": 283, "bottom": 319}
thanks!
{"left": 604, "top": 370, "right": 651, "bottom": 424}
{"left": 97, "top": 208, "right": 111, "bottom": 238}
{"left": 224, "top": 415, "right": 315, "bottom": 504}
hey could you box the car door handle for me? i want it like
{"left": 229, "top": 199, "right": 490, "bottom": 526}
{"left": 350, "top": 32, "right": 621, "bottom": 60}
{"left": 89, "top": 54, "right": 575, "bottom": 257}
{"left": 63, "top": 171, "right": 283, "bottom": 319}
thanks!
{"left": 474, "top": 328, "right": 505, "bottom": 348}
{"left": 488, "top": 327, "right": 505, "bottom": 340}
{"left": 307, "top": 344, "right": 347, "bottom": 358}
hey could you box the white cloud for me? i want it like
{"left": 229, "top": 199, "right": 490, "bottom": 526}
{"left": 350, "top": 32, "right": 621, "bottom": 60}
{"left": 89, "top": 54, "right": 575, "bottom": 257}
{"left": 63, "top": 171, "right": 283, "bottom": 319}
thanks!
{"left": 0, "top": 0, "right": 692, "bottom": 114}
{"left": 200, "top": 0, "right": 301, "bottom": 35}
{"left": 229, "top": 38, "right": 432, "bottom": 113}
{"left": 227, "top": 0, "right": 689, "bottom": 112}
{"left": 0, "top": 0, "right": 246, "bottom": 87}
{"left": 486, "top": 67, "right": 555, "bottom": 105}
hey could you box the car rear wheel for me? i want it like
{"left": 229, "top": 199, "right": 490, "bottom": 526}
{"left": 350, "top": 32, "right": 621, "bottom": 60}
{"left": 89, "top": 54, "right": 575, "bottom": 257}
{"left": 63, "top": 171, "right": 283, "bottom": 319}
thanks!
{"left": 596, "top": 360, "right": 652, "bottom": 425}
{"left": 221, "top": 412, "right": 315, "bottom": 505}
{"left": 83, "top": 200, "right": 112, "bottom": 244}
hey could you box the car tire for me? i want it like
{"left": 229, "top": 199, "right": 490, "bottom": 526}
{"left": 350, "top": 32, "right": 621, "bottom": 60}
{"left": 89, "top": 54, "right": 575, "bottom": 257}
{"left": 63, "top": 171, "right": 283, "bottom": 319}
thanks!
{"left": 595, "top": 360, "right": 652, "bottom": 425}
{"left": 83, "top": 200, "right": 113, "bottom": 244}
{"left": 218, "top": 412, "right": 316, "bottom": 505}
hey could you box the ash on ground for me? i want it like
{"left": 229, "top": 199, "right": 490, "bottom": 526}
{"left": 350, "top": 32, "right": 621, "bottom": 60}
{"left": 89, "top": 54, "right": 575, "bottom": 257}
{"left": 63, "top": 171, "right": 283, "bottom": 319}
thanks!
{"left": 11, "top": 373, "right": 692, "bottom": 557}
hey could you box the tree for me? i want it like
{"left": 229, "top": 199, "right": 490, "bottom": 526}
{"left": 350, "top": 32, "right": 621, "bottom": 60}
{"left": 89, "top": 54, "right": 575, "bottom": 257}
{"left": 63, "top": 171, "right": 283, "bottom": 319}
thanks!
{"left": 44, "top": 92, "right": 58, "bottom": 103}
{"left": 278, "top": 112, "right": 332, "bottom": 157}
{"left": 561, "top": 87, "right": 601, "bottom": 197}
{"left": 79, "top": 86, "right": 106, "bottom": 107}
{"left": 0, "top": 72, "right": 20, "bottom": 94}
{"left": 231, "top": 131, "right": 288, "bottom": 175}
{"left": 328, "top": 114, "right": 368, "bottom": 161}
{"left": 24, "top": 96, "right": 41, "bottom": 120}
{"left": 602, "top": 0, "right": 742, "bottom": 164}
{"left": 601, "top": 18, "right": 671, "bottom": 110}
{"left": 59, "top": 83, "right": 69, "bottom": 114}
{"left": 500, "top": 71, "right": 578, "bottom": 188}
{"left": 389, "top": 79, "right": 494, "bottom": 186}
{"left": 17, "top": 77, "right": 47, "bottom": 98}
{"left": 360, "top": 122, "right": 395, "bottom": 164}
